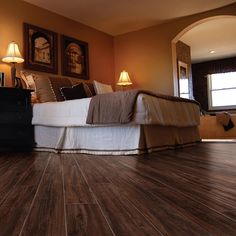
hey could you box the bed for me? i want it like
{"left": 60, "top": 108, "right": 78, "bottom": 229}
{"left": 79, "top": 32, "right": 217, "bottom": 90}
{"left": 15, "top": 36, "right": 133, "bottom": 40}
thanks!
{"left": 32, "top": 91, "right": 201, "bottom": 155}
{"left": 19, "top": 72, "right": 200, "bottom": 155}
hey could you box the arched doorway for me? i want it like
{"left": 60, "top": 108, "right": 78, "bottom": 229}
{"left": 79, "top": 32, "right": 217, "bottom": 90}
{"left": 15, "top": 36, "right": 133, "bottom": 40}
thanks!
{"left": 171, "top": 15, "right": 236, "bottom": 96}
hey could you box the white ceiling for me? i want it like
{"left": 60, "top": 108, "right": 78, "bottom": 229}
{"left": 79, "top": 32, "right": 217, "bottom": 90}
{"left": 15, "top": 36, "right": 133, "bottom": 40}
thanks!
{"left": 180, "top": 17, "right": 236, "bottom": 63}
{"left": 23, "top": 0, "right": 236, "bottom": 35}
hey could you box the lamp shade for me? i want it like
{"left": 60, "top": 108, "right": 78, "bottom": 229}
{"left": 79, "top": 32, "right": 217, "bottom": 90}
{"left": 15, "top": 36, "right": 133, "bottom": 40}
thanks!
{"left": 117, "top": 70, "right": 132, "bottom": 86}
{"left": 2, "top": 41, "right": 24, "bottom": 64}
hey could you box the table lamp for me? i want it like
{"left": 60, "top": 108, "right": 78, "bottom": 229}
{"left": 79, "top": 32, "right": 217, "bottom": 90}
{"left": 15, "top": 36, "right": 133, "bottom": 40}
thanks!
{"left": 117, "top": 70, "right": 132, "bottom": 88}
{"left": 2, "top": 41, "right": 24, "bottom": 87}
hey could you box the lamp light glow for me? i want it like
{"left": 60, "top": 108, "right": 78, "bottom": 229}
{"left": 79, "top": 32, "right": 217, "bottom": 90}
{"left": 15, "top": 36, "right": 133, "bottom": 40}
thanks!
{"left": 117, "top": 70, "right": 132, "bottom": 86}
{"left": 209, "top": 50, "right": 216, "bottom": 54}
{"left": 2, "top": 41, "right": 24, "bottom": 87}
{"left": 2, "top": 41, "right": 24, "bottom": 63}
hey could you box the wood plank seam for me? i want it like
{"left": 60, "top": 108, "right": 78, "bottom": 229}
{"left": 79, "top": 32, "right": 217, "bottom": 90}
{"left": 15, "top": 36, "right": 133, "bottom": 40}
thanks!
{"left": 61, "top": 155, "right": 68, "bottom": 236}
{"left": 84, "top": 157, "right": 167, "bottom": 236}
{"left": 101, "top": 158, "right": 207, "bottom": 235}
{"left": 116, "top": 158, "right": 236, "bottom": 224}
{"left": 120, "top": 192, "right": 165, "bottom": 236}
{"left": 18, "top": 155, "right": 52, "bottom": 236}
{"left": 73, "top": 155, "right": 116, "bottom": 236}
{"left": 96, "top": 157, "right": 235, "bottom": 235}
{"left": 0, "top": 157, "right": 37, "bottom": 206}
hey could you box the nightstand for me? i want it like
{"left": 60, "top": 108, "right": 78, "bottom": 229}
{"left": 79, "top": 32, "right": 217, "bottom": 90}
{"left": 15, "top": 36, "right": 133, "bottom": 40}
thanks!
{"left": 0, "top": 87, "right": 34, "bottom": 150}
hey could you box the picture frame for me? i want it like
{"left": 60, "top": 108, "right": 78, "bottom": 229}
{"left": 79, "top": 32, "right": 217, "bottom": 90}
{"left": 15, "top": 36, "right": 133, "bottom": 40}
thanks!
{"left": 23, "top": 23, "right": 58, "bottom": 74}
{"left": 61, "top": 35, "right": 89, "bottom": 80}
{"left": 178, "top": 60, "right": 188, "bottom": 80}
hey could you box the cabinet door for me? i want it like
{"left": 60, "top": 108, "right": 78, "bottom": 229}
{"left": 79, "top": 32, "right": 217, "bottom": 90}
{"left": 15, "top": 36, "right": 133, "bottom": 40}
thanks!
{"left": 0, "top": 126, "right": 34, "bottom": 146}
{"left": 0, "top": 93, "right": 29, "bottom": 112}
{"left": 0, "top": 111, "right": 32, "bottom": 125}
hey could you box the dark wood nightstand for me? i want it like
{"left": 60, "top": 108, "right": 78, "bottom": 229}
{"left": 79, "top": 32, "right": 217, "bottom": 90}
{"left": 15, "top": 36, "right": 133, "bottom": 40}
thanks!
{"left": 0, "top": 87, "right": 34, "bottom": 150}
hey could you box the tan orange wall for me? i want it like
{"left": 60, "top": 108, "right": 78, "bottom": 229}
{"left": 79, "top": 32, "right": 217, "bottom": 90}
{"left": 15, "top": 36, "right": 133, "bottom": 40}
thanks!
{"left": 114, "top": 3, "right": 236, "bottom": 95}
{"left": 0, "top": 0, "right": 114, "bottom": 87}
{"left": 1, "top": 1, "right": 236, "bottom": 91}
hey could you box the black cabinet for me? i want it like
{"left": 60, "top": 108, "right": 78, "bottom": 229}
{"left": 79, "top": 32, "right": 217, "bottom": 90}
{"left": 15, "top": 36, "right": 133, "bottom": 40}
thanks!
{"left": 0, "top": 87, "right": 34, "bottom": 150}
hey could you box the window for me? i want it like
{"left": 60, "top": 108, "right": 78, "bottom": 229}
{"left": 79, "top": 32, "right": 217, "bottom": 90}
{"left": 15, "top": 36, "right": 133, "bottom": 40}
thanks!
{"left": 179, "top": 78, "right": 190, "bottom": 99}
{"left": 208, "top": 72, "right": 236, "bottom": 110}
{"left": 178, "top": 61, "right": 190, "bottom": 99}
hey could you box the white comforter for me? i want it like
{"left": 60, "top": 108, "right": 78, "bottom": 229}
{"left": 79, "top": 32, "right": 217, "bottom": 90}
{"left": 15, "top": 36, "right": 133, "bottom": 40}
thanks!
{"left": 32, "top": 93, "right": 200, "bottom": 127}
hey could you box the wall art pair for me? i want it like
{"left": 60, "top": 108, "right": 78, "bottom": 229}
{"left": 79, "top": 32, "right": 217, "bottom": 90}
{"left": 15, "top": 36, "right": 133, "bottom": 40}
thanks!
{"left": 23, "top": 23, "right": 89, "bottom": 80}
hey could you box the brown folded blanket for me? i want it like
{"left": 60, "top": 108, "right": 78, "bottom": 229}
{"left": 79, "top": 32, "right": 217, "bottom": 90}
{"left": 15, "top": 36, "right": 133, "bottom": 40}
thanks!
{"left": 216, "top": 112, "right": 235, "bottom": 131}
{"left": 86, "top": 89, "right": 199, "bottom": 124}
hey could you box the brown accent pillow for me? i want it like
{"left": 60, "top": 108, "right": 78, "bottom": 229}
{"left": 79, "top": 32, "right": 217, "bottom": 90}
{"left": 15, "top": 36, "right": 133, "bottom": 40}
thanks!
{"left": 49, "top": 77, "right": 72, "bottom": 101}
{"left": 68, "top": 77, "right": 81, "bottom": 86}
{"left": 83, "top": 83, "right": 93, "bottom": 97}
{"left": 85, "top": 82, "right": 96, "bottom": 96}
{"left": 60, "top": 83, "right": 88, "bottom": 100}
{"left": 34, "top": 75, "right": 56, "bottom": 103}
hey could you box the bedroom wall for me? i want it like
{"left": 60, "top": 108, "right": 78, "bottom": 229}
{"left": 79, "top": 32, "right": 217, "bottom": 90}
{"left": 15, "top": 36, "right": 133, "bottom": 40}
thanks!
{"left": 114, "top": 3, "right": 236, "bottom": 95}
{"left": 0, "top": 0, "right": 114, "bottom": 87}
{"left": 1, "top": 1, "right": 236, "bottom": 92}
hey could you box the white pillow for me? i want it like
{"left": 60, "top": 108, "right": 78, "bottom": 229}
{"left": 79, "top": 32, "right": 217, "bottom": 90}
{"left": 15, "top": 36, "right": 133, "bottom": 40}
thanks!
{"left": 93, "top": 80, "right": 113, "bottom": 94}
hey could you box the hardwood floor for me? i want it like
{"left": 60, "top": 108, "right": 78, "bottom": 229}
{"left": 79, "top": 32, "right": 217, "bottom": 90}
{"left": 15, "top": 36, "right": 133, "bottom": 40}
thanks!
{"left": 0, "top": 143, "right": 235, "bottom": 235}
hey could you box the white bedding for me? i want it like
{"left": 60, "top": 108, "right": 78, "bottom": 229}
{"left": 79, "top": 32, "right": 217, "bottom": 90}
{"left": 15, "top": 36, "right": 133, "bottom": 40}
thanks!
{"left": 34, "top": 125, "right": 200, "bottom": 155}
{"left": 32, "top": 93, "right": 200, "bottom": 127}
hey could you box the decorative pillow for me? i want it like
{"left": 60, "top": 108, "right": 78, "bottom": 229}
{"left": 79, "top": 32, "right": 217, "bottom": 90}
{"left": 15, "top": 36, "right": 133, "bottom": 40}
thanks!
{"left": 48, "top": 77, "right": 72, "bottom": 101}
{"left": 34, "top": 76, "right": 56, "bottom": 103}
{"left": 20, "top": 71, "right": 39, "bottom": 102}
{"left": 93, "top": 80, "right": 113, "bottom": 94}
{"left": 85, "top": 82, "right": 96, "bottom": 96}
{"left": 60, "top": 83, "right": 88, "bottom": 100}
{"left": 82, "top": 83, "right": 93, "bottom": 97}
{"left": 20, "top": 71, "right": 33, "bottom": 89}
{"left": 69, "top": 77, "right": 96, "bottom": 97}
{"left": 20, "top": 71, "right": 96, "bottom": 102}
{"left": 20, "top": 72, "right": 73, "bottom": 103}
{"left": 69, "top": 77, "right": 83, "bottom": 86}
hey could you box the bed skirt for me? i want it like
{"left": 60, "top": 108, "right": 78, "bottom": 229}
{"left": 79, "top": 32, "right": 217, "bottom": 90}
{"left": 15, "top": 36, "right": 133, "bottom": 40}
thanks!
{"left": 33, "top": 125, "right": 200, "bottom": 155}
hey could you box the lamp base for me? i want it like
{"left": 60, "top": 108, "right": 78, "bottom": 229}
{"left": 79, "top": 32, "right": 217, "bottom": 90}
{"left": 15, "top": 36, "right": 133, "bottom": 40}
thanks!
{"left": 11, "top": 64, "right": 16, "bottom": 87}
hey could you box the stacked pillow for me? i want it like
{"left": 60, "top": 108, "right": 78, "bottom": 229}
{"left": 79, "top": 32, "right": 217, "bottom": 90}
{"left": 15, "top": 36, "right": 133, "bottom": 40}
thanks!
{"left": 20, "top": 71, "right": 96, "bottom": 103}
{"left": 20, "top": 71, "right": 114, "bottom": 103}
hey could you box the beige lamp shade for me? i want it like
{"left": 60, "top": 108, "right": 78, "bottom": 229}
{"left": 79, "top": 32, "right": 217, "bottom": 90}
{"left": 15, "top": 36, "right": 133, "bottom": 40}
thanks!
{"left": 2, "top": 41, "right": 24, "bottom": 64}
{"left": 117, "top": 70, "right": 132, "bottom": 86}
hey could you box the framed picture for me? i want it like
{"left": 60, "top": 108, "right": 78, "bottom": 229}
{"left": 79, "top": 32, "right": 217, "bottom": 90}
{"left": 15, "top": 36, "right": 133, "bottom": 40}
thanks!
{"left": 23, "top": 23, "right": 58, "bottom": 74}
{"left": 61, "top": 35, "right": 89, "bottom": 80}
{"left": 178, "top": 61, "right": 188, "bottom": 80}
{"left": 178, "top": 60, "right": 190, "bottom": 98}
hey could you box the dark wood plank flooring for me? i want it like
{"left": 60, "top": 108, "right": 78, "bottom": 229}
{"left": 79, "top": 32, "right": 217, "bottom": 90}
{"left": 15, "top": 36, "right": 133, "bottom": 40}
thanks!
{"left": 0, "top": 143, "right": 235, "bottom": 236}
